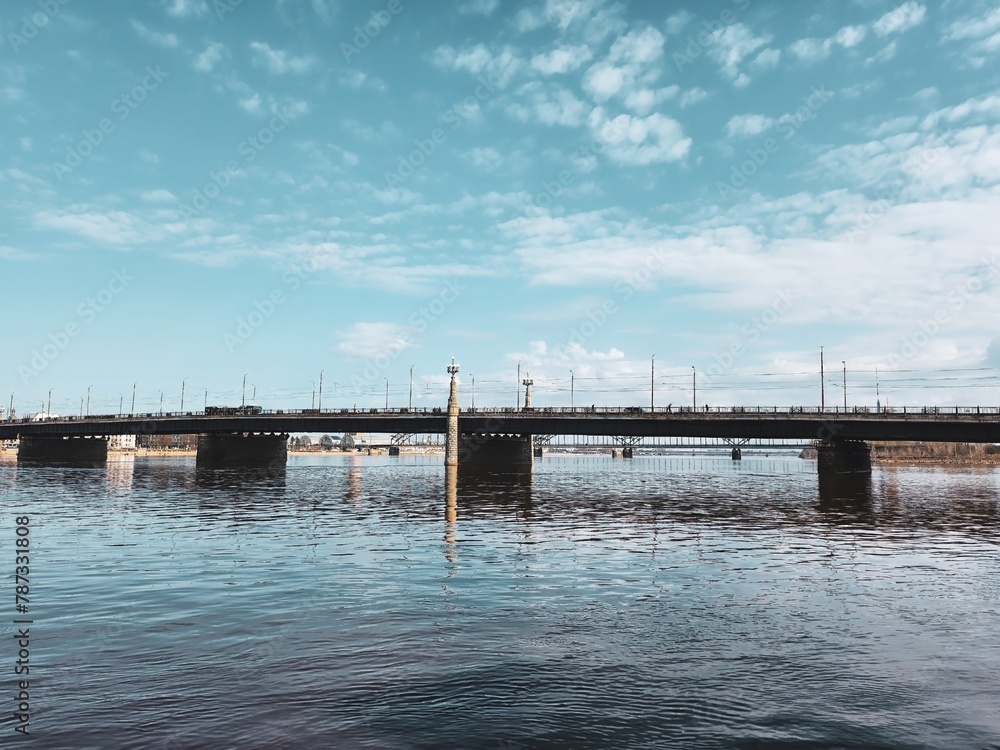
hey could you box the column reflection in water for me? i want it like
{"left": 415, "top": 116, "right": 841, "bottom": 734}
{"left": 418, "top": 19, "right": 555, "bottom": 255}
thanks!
{"left": 345, "top": 454, "right": 362, "bottom": 504}
{"left": 817, "top": 471, "right": 875, "bottom": 524}
{"left": 445, "top": 464, "right": 458, "bottom": 565}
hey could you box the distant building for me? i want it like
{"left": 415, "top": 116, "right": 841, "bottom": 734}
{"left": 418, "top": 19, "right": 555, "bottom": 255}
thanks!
{"left": 108, "top": 435, "right": 137, "bottom": 452}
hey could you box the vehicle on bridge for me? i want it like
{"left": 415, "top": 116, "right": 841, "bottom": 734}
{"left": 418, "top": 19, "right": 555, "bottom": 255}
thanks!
{"left": 205, "top": 405, "right": 263, "bottom": 416}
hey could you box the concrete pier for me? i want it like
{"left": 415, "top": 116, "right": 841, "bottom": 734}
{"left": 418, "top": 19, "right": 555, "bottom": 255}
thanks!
{"left": 445, "top": 359, "right": 460, "bottom": 468}
{"left": 458, "top": 433, "right": 534, "bottom": 471}
{"left": 816, "top": 439, "right": 872, "bottom": 474}
{"left": 195, "top": 433, "right": 287, "bottom": 469}
{"left": 18, "top": 436, "right": 108, "bottom": 465}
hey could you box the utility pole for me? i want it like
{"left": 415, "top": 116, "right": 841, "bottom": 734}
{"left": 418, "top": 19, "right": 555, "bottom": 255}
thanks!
{"left": 119, "top": 394, "right": 123, "bottom": 415}
{"left": 309, "top": 380, "right": 316, "bottom": 410}
{"left": 86, "top": 385, "right": 92, "bottom": 417}
{"left": 318, "top": 370, "right": 324, "bottom": 411}
{"left": 180, "top": 379, "right": 187, "bottom": 412}
{"left": 242, "top": 373, "right": 247, "bottom": 408}
{"left": 384, "top": 378, "right": 389, "bottom": 410}
{"left": 517, "top": 361, "right": 521, "bottom": 409}
{"left": 876, "top": 366, "right": 881, "bottom": 412}
{"left": 204, "top": 389, "right": 208, "bottom": 411}
{"left": 409, "top": 365, "right": 414, "bottom": 411}
{"left": 470, "top": 373, "right": 475, "bottom": 410}
{"left": 692, "top": 366, "right": 697, "bottom": 410}
{"left": 47, "top": 388, "right": 52, "bottom": 415}
{"left": 159, "top": 391, "right": 164, "bottom": 415}
{"left": 570, "top": 370, "right": 574, "bottom": 410}
{"left": 132, "top": 383, "right": 137, "bottom": 414}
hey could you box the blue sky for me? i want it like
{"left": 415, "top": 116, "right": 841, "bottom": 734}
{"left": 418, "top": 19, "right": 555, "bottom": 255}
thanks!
{"left": 3, "top": 0, "right": 1000, "bottom": 415}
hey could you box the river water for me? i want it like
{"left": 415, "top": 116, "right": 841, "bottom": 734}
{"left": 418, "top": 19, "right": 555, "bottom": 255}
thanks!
{"left": 1, "top": 453, "right": 999, "bottom": 749}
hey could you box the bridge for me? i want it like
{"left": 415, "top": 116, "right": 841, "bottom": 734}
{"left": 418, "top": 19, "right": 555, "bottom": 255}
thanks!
{"left": 3, "top": 398, "right": 998, "bottom": 474}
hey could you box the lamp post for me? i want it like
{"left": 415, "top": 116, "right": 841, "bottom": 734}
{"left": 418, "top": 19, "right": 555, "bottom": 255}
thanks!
{"left": 876, "top": 366, "right": 881, "bottom": 413}
{"left": 47, "top": 388, "right": 52, "bottom": 416}
{"left": 86, "top": 384, "right": 92, "bottom": 417}
{"left": 180, "top": 378, "right": 187, "bottom": 412}
{"left": 842, "top": 361, "right": 847, "bottom": 410}
{"left": 309, "top": 380, "right": 316, "bottom": 410}
{"left": 8, "top": 394, "right": 13, "bottom": 420}
{"left": 517, "top": 361, "right": 521, "bottom": 409}
{"left": 470, "top": 373, "right": 475, "bottom": 410}
{"left": 119, "top": 394, "right": 123, "bottom": 416}
{"left": 159, "top": 391, "right": 164, "bottom": 416}
{"left": 79, "top": 398, "right": 83, "bottom": 418}
{"left": 241, "top": 373, "right": 248, "bottom": 408}
{"left": 692, "top": 366, "right": 696, "bottom": 410}
{"left": 650, "top": 355, "right": 655, "bottom": 410}
{"left": 131, "top": 382, "right": 137, "bottom": 415}
{"left": 384, "top": 378, "right": 389, "bottom": 410}
{"left": 820, "top": 347, "right": 825, "bottom": 412}
{"left": 318, "top": 370, "right": 324, "bottom": 411}
{"left": 570, "top": 370, "right": 574, "bottom": 410}
{"left": 409, "top": 365, "right": 414, "bottom": 411}
{"left": 204, "top": 389, "right": 208, "bottom": 411}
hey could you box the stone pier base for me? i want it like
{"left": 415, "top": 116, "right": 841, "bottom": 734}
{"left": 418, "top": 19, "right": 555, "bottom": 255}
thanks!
{"left": 18, "top": 436, "right": 108, "bottom": 465}
{"left": 196, "top": 433, "right": 288, "bottom": 469}
{"left": 817, "top": 439, "right": 872, "bottom": 474}
{"left": 459, "top": 433, "right": 533, "bottom": 471}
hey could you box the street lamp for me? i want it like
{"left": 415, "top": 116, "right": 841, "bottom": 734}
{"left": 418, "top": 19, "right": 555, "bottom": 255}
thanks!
{"left": 309, "top": 380, "right": 316, "bottom": 410}
{"left": 119, "top": 394, "right": 123, "bottom": 416}
{"left": 180, "top": 378, "right": 187, "bottom": 412}
{"left": 842, "top": 361, "right": 847, "bottom": 410}
{"left": 242, "top": 373, "right": 248, "bottom": 408}
{"left": 159, "top": 391, "right": 164, "bottom": 416}
{"left": 470, "top": 373, "right": 475, "bottom": 410}
{"left": 409, "top": 365, "right": 414, "bottom": 411}
{"left": 820, "top": 347, "right": 825, "bottom": 412}
{"left": 517, "top": 360, "right": 521, "bottom": 409}
{"left": 318, "top": 370, "right": 324, "bottom": 411}
{"left": 47, "top": 388, "right": 52, "bottom": 416}
{"left": 650, "top": 355, "right": 655, "bottom": 410}
{"left": 384, "top": 377, "right": 389, "bottom": 410}
{"left": 692, "top": 366, "right": 696, "bottom": 411}
{"left": 570, "top": 369, "right": 574, "bottom": 410}
{"left": 86, "top": 384, "right": 92, "bottom": 417}
{"left": 131, "top": 382, "right": 137, "bottom": 415}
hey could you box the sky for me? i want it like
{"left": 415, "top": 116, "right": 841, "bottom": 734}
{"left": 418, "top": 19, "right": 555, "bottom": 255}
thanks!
{"left": 2, "top": 0, "right": 1000, "bottom": 416}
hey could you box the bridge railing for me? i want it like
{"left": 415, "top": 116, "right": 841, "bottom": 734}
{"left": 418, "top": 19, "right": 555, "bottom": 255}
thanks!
{"left": 11, "top": 405, "right": 1000, "bottom": 424}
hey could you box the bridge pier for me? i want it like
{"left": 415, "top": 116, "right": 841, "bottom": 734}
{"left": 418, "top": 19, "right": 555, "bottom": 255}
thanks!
{"left": 195, "top": 433, "right": 288, "bottom": 469}
{"left": 459, "top": 433, "right": 534, "bottom": 471}
{"left": 816, "top": 439, "right": 872, "bottom": 474}
{"left": 18, "top": 436, "right": 108, "bottom": 465}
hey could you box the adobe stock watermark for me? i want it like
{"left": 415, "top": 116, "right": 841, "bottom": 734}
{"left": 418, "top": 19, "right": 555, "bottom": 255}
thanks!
{"left": 846, "top": 147, "right": 939, "bottom": 244}
{"left": 886, "top": 254, "right": 999, "bottom": 368}
{"left": 550, "top": 246, "right": 672, "bottom": 358}
{"left": 522, "top": 117, "right": 628, "bottom": 214}
{"left": 340, "top": 0, "right": 412, "bottom": 62}
{"left": 5, "top": 0, "right": 71, "bottom": 53}
{"left": 50, "top": 65, "right": 169, "bottom": 182}
{"left": 179, "top": 107, "right": 293, "bottom": 218}
{"left": 383, "top": 75, "right": 503, "bottom": 188}
{"left": 349, "top": 279, "right": 466, "bottom": 388}
{"left": 717, "top": 87, "right": 833, "bottom": 199}
{"left": 224, "top": 246, "right": 336, "bottom": 352}
{"left": 18, "top": 269, "right": 135, "bottom": 383}
{"left": 702, "top": 288, "right": 799, "bottom": 381}
{"left": 672, "top": 0, "right": 751, "bottom": 72}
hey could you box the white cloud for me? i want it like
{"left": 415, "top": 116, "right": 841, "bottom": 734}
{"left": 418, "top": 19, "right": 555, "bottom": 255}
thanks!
{"left": 623, "top": 86, "right": 678, "bottom": 115}
{"left": 164, "top": 0, "right": 208, "bottom": 18}
{"left": 141, "top": 189, "right": 176, "bottom": 203}
{"left": 514, "top": 82, "right": 589, "bottom": 127}
{"left": 193, "top": 42, "right": 226, "bottom": 73}
{"left": 531, "top": 44, "right": 593, "bottom": 75}
{"left": 239, "top": 94, "right": 262, "bottom": 114}
{"left": 707, "top": 23, "right": 770, "bottom": 85}
{"left": 19, "top": 137, "right": 31, "bottom": 151}
{"left": 944, "top": 6, "right": 1000, "bottom": 41}
{"left": 726, "top": 114, "right": 776, "bottom": 138}
{"left": 458, "top": 0, "right": 499, "bottom": 16}
{"left": 130, "top": 20, "right": 178, "bottom": 48}
{"left": 790, "top": 38, "right": 832, "bottom": 63}
{"left": 581, "top": 26, "right": 665, "bottom": 103}
{"left": 921, "top": 94, "right": 1000, "bottom": 130}
{"left": 431, "top": 44, "right": 522, "bottom": 88}
{"left": 336, "top": 322, "right": 412, "bottom": 359}
{"left": 834, "top": 25, "right": 867, "bottom": 48}
{"left": 751, "top": 48, "right": 781, "bottom": 70}
{"left": 680, "top": 88, "right": 708, "bottom": 108}
{"left": 249, "top": 41, "right": 315, "bottom": 75}
{"left": 873, "top": 1, "right": 926, "bottom": 37}
{"left": 466, "top": 147, "right": 503, "bottom": 170}
{"left": 591, "top": 110, "right": 691, "bottom": 166}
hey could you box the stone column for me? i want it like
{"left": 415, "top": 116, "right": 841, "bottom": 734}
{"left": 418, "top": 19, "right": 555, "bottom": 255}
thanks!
{"left": 445, "top": 358, "right": 460, "bottom": 467}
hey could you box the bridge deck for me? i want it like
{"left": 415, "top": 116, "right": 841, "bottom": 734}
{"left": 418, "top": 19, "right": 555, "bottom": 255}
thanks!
{"left": 2, "top": 407, "right": 998, "bottom": 444}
